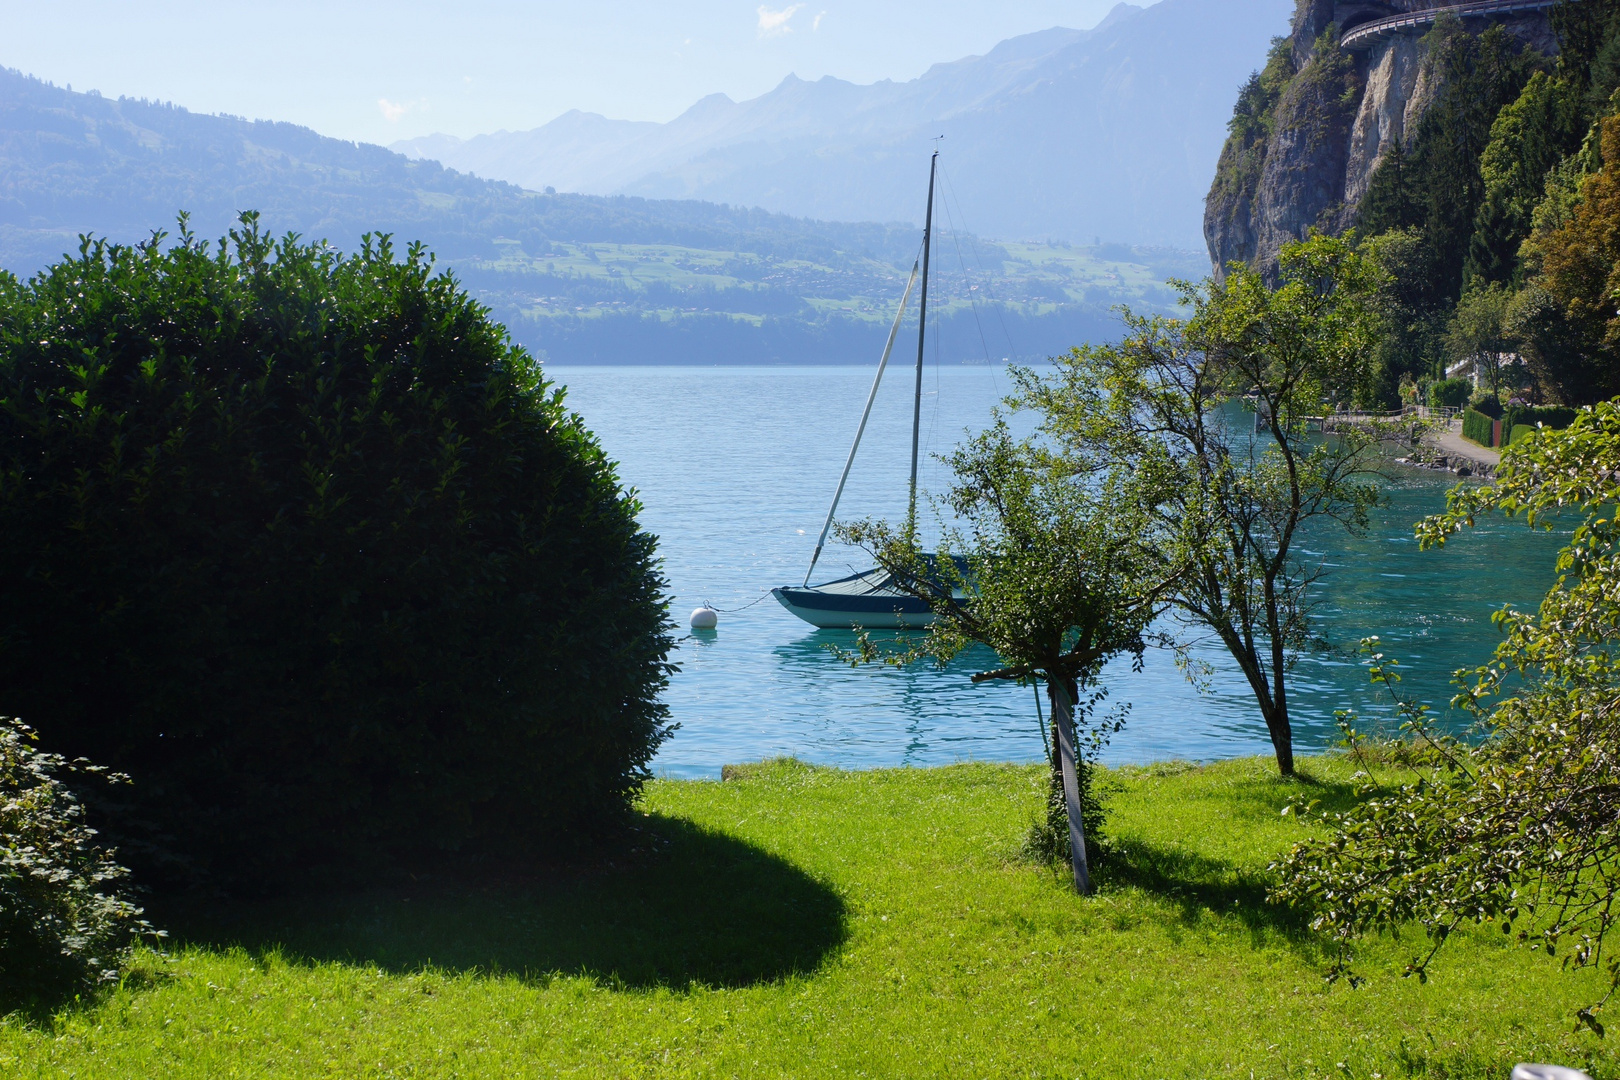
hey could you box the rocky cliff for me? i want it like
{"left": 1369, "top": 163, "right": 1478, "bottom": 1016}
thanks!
{"left": 1206, "top": 1, "right": 1558, "bottom": 277}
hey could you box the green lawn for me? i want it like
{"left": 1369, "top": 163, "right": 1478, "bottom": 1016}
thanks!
{"left": 2, "top": 757, "right": 1611, "bottom": 1078}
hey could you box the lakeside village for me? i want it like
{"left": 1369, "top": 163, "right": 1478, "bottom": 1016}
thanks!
{"left": 2, "top": 1, "right": 1620, "bottom": 1077}
{"left": 1303, "top": 357, "right": 1561, "bottom": 480}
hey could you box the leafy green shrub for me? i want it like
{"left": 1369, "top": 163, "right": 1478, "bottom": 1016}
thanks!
{"left": 1427, "top": 376, "right": 1472, "bottom": 408}
{"left": 1462, "top": 406, "right": 1497, "bottom": 446}
{"left": 1510, "top": 423, "right": 1537, "bottom": 444}
{"left": 1502, "top": 404, "right": 1578, "bottom": 433}
{"left": 1274, "top": 402, "right": 1620, "bottom": 1024}
{"left": 0, "top": 217, "right": 674, "bottom": 886}
{"left": 0, "top": 719, "right": 153, "bottom": 1006}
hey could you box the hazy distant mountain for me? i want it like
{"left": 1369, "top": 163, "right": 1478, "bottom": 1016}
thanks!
{"left": 0, "top": 67, "right": 920, "bottom": 271}
{"left": 0, "top": 66, "right": 1203, "bottom": 364}
{"left": 393, "top": 0, "right": 1293, "bottom": 249}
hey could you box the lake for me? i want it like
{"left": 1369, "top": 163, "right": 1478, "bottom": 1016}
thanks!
{"left": 548, "top": 364, "right": 1563, "bottom": 778}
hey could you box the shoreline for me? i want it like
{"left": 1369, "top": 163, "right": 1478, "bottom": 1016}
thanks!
{"left": 1399, "top": 420, "right": 1502, "bottom": 479}
{"left": 654, "top": 746, "right": 1340, "bottom": 782}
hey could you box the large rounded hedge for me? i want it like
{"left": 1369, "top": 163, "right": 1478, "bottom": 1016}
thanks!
{"left": 0, "top": 217, "right": 674, "bottom": 885}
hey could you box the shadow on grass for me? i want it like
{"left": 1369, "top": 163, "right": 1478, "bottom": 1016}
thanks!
{"left": 153, "top": 814, "right": 848, "bottom": 990}
{"left": 0, "top": 958, "right": 118, "bottom": 1025}
{"left": 1186, "top": 766, "right": 1381, "bottom": 827}
{"left": 1096, "top": 839, "right": 1319, "bottom": 947}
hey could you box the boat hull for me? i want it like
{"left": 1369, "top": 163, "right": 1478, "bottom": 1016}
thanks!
{"left": 771, "top": 584, "right": 936, "bottom": 630}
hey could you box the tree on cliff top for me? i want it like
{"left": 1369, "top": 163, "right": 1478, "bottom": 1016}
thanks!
{"left": 1208, "top": 37, "right": 1297, "bottom": 225}
{"left": 1466, "top": 71, "right": 1586, "bottom": 287}
{"left": 1517, "top": 110, "right": 1620, "bottom": 403}
{"left": 1551, "top": 0, "right": 1620, "bottom": 111}
{"left": 1361, "top": 22, "right": 1545, "bottom": 314}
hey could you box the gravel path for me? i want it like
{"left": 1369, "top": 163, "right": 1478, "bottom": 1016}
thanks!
{"left": 1427, "top": 420, "right": 1500, "bottom": 468}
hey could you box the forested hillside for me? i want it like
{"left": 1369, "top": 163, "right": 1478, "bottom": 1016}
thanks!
{"left": 0, "top": 67, "right": 1200, "bottom": 364}
{"left": 1207, "top": 0, "right": 1620, "bottom": 405}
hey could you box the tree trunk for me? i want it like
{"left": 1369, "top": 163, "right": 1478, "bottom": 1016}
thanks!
{"left": 1263, "top": 700, "right": 1295, "bottom": 776}
{"left": 1048, "top": 678, "right": 1091, "bottom": 895}
{"left": 1218, "top": 631, "right": 1297, "bottom": 777}
{"left": 1266, "top": 589, "right": 1296, "bottom": 777}
{"left": 1267, "top": 633, "right": 1295, "bottom": 776}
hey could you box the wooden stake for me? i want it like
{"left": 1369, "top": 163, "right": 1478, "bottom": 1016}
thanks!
{"left": 1049, "top": 678, "right": 1091, "bottom": 895}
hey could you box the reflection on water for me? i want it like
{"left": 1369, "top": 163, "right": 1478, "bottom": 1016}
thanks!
{"left": 553, "top": 365, "right": 1565, "bottom": 778}
{"left": 760, "top": 631, "right": 1032, "bottom": 769}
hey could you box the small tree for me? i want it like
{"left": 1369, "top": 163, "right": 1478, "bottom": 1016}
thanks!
{"left": 840, "top": 421, "right": 1171, "bottom": 894}
{"left": 1274, "top": 401, "right": 1620, "bottom": 1030}
{"left": 1444, "top": 281, "right": 1518, "bottom": 399}
{"left": 0, "top": 719, "right": 155, "bottom": 1008}
{"left": 1013, "top": 234, "right": 1384, "bottom": 776}
{"left": 1524, "top": 112, "right": 1620, "bottom": 404}
{"left": 1427, "top": 376, "right": 1473, "bottom": 409}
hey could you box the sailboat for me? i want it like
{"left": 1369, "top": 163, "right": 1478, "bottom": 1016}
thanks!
{"left": 772, "top": 151, "right": 946, "bottom": 630}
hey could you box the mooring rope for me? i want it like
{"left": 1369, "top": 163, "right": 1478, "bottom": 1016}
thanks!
{"left": 702, "top": 592, "right": 774, "bottom": 614}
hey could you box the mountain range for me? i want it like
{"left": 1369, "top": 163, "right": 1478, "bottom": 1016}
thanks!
{"left": 394, "top": 0, "right": 1293, "bottom": 250}
{"left": 0, "top": 16, "right": 1214, "bottom": 365}
{"left": 0, "top": 67, "right": 922, "bottom": 273}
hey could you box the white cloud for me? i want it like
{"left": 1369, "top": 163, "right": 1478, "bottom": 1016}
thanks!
{"left": 377, "top": 97, "right": 429, "bottom": 121}
{"left": 812, "top": 10, "right": 825, "bottom": 31}
{"left": 756, "top": 4, "right": 801, "bottom": 38}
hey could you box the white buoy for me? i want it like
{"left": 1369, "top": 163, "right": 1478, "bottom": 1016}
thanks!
{"left": 689, "top": 605, "right": 719, "bottom": 630}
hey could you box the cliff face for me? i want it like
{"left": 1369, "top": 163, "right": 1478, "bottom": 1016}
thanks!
{"left": 1248, "top": 39, "right": 1362, "bottom": 272}
{"left": 1343, "top": 33, "right": 1429, "bottom": 206}
{"left": 1205, "top": 0, "right": 1556, "bottom": 278}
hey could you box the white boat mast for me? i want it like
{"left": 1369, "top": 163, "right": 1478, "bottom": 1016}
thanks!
{"left": 907, "top": 149, "right": 938, "bottom": 538}
{"left": 802, "top": 148, "right": 939, "bottom": 586}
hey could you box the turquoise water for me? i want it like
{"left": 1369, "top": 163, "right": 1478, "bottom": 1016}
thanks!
{"left": 549, "top": 365, "right": 1564, "bottom": 777}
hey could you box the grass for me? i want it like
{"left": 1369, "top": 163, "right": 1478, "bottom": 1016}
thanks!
{"left": 2, "top": 755, "right": 1613, "bottom": 1078}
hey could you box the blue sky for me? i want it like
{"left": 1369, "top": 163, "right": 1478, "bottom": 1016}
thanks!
{"left": 0, "top": 1, "right": 1151, "bottom": 145}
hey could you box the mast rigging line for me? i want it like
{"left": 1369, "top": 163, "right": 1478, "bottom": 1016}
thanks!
{"left": 802, "top": 254, "right": 923, "bottom": 586}
{"left": 937, "top": 161, "right": 1018, "bottom": 369}
{"left": 801, "top": 149, "right": 941, "bottom": 587}
{"left": 936, "top": 166, "right": 996, "bottom": 369}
